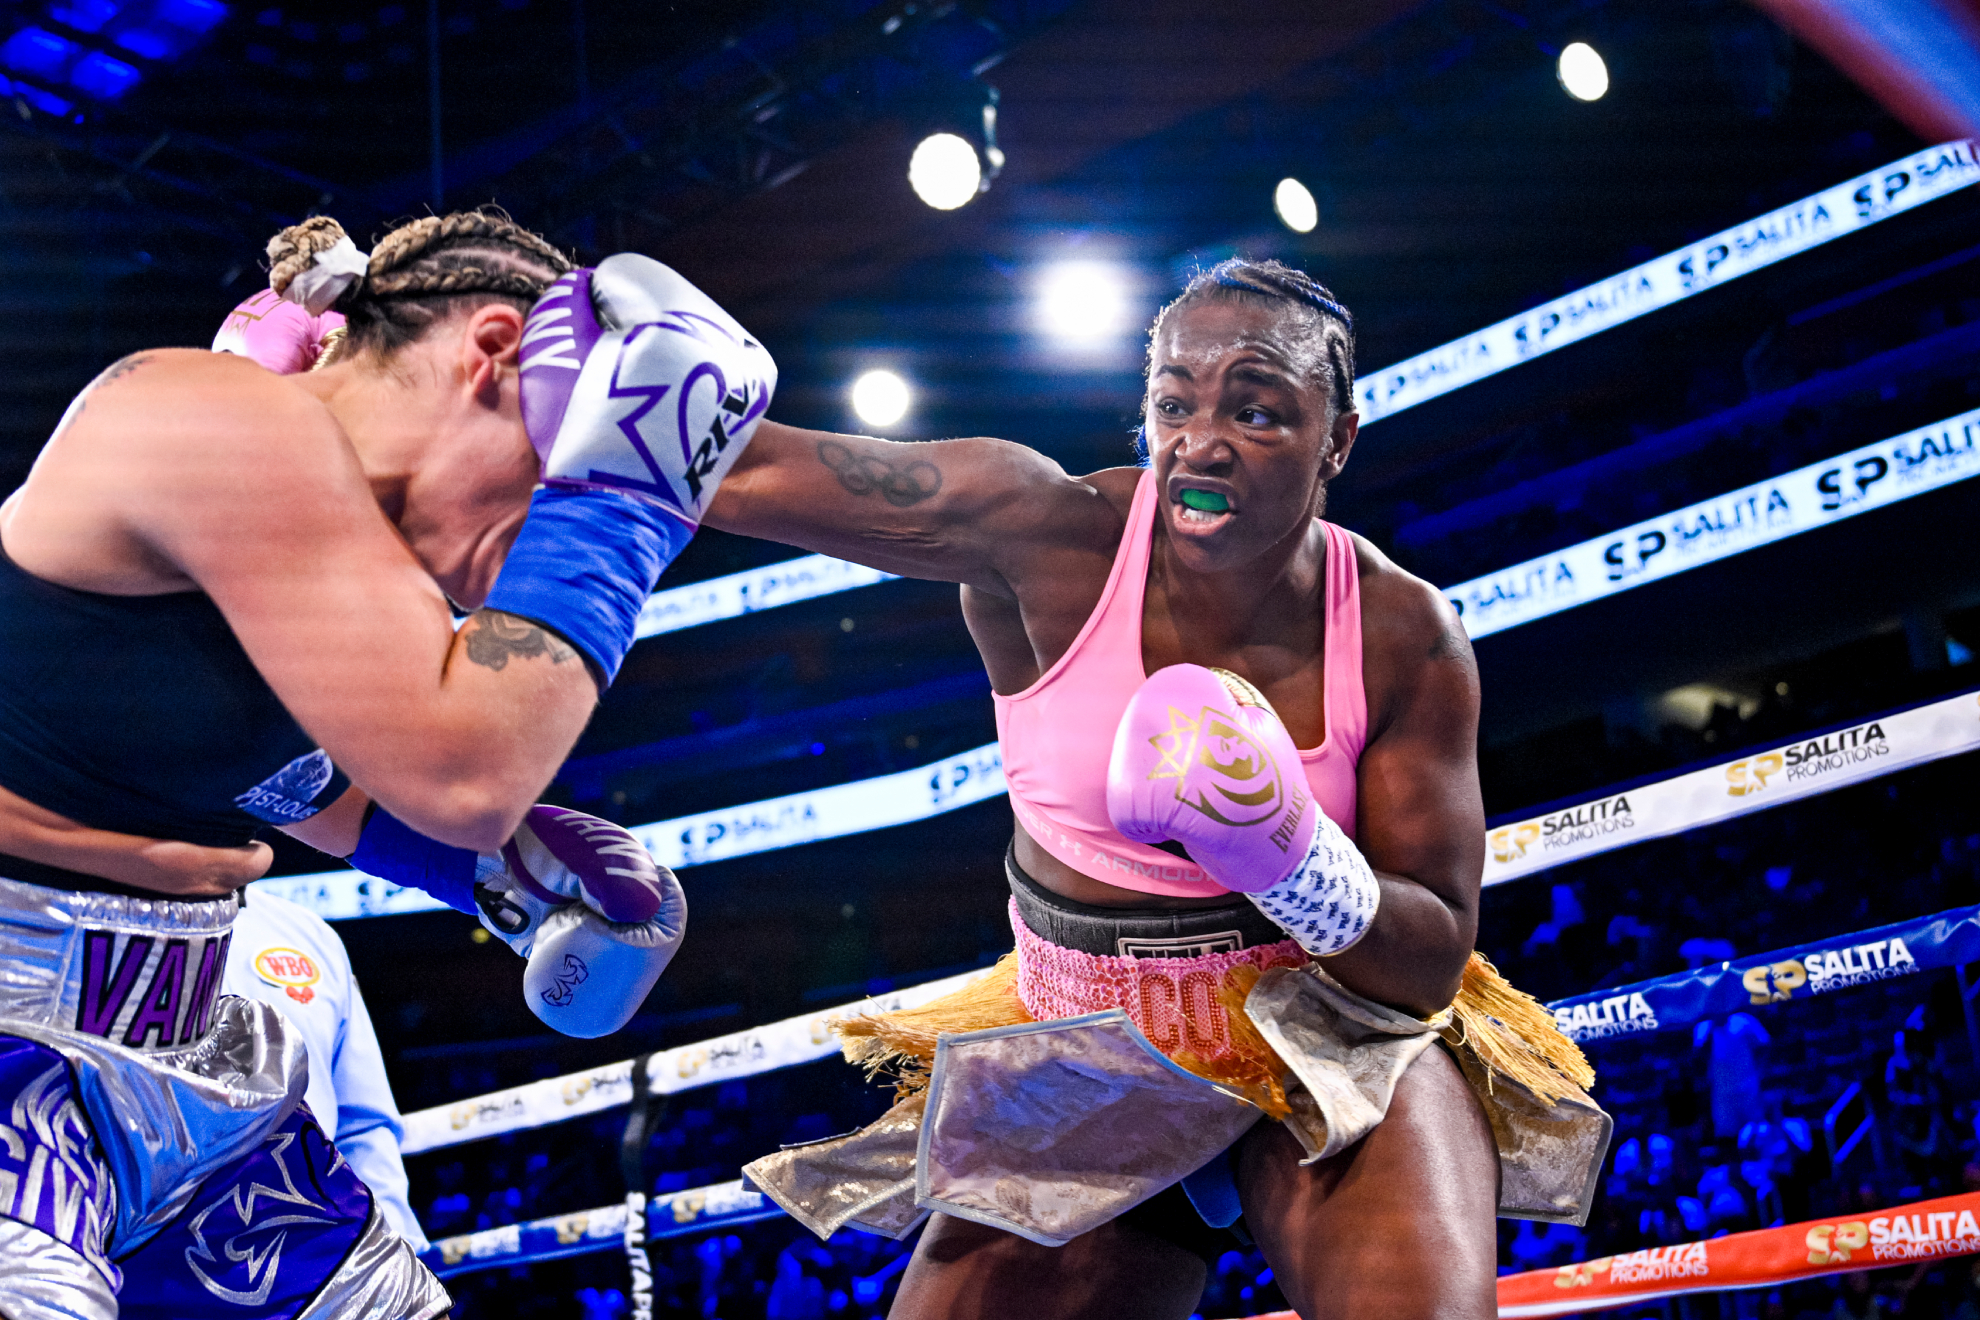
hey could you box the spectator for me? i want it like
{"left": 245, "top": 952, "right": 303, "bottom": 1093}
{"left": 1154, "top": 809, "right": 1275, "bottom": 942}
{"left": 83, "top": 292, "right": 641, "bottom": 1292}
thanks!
{"left": 1696, "top": 1012, "right": 1772, "bottom": 1141}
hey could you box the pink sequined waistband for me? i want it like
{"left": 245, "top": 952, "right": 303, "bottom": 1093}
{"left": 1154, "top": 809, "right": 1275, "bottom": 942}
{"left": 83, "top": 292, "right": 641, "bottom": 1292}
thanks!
{"left": 1009, "top": 898, "right": 1306, "bottom": 1062}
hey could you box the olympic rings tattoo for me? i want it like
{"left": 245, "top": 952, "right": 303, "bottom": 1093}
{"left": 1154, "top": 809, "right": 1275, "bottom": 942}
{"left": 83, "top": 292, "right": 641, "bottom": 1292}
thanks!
{"left": 816, "top": 439, "right": 943, "bottom": 508}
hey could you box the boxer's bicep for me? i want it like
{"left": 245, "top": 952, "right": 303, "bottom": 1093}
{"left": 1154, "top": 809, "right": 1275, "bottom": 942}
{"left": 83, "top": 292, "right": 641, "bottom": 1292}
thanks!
{"left": 1325, "top": 585, "right": 1483, "bottom": 1013}
{"left": 116, "top": 364, "right": 588, "bottom": 849}
{"left": 1356, "top": 623, "right": 1485, "bottom": 919}
{"left": 708, "top": 420, "right": 1071, "bottom": 590}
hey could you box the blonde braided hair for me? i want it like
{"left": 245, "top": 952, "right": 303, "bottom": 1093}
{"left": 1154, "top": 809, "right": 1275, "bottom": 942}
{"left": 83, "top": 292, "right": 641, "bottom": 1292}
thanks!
{"left": 264, "top": 208, "right": 573, "bottom": 356}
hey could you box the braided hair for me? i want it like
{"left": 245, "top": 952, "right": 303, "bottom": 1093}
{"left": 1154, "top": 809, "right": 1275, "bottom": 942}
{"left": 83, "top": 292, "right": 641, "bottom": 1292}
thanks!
{"left": 1148, "top": 258, "right": 1356, "bottom": 417}
{"left": 266, "top": 209, "right": 573, "bottom": 358}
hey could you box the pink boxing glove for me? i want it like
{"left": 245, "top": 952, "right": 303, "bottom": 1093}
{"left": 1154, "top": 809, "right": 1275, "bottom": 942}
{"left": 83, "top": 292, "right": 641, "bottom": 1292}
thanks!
{"left": 212, "top": 288, "right": 347, "bottom": 374}
{"left": 1108, "top": 665, "right": 1379, "bottom": 956}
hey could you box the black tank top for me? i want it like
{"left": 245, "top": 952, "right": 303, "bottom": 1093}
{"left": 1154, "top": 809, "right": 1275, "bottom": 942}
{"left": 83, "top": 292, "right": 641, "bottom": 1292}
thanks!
{"left": 0, "top": 542, "right": 346, "bottom": 852}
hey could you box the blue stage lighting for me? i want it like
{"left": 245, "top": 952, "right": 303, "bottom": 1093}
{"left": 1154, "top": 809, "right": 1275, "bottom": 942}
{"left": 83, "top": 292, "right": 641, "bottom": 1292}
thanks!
{"left": 15, "top": 82, "right": 73, "bottom": 114}
{"left": 69, "top": 48, "right": 138, "bottom": 97}
{"left": 152, "top": 0, "right": 226, "bottom": 30}
{"left": 2, "top": 28, "right": 80, "bottom": 78}
{"left": 48, "top": 0, "right": 122, "bottom": 33}
{"left": 112, "top": 27, "right": 171, "bottom": 56}
{"left": 115, "top": 0, "right": 228, "bottom": 60}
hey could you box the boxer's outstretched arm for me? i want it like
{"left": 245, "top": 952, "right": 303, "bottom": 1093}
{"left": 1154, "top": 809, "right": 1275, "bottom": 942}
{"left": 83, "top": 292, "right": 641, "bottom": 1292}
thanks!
{"left": 707, "top": 421, "right": 1098, "bottom": 595}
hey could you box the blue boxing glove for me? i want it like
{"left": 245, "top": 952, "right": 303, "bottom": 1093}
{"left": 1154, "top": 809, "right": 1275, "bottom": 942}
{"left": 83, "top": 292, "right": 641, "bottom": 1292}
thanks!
{"left": 486, "top": 256, "right": 779, "bottom": 683}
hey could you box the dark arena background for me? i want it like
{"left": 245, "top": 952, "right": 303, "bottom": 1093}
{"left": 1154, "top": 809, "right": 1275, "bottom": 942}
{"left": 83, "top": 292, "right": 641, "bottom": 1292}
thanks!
{"left": 5, "top": 0, "right": 1980, "bottom": 1316}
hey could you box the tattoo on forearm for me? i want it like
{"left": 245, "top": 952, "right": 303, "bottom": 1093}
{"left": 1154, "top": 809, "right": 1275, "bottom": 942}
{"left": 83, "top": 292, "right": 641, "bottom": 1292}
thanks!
{"left": 816, "top": 439, "right": 942, "bottom": 507}
{"left": 464, "top": 612, "right": 579, "bottom": 671}
{"left": 69, "top": 354, "right": 151, "bottom": 419}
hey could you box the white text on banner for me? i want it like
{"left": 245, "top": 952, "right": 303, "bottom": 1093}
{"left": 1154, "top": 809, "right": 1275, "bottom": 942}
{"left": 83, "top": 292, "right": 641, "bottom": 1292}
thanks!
{"left": 618, "top": 145, "right": 1980, "bottom": 641}
{"left": 253, "top": 741, "right": 1007, "bottom": 918}
{"left": 400, "top": 968, "right": 984, "bottom": 1153}
{"left": 636, "top": 555, "right": 898, "bottom": 639}
{"left": 1355, "top": 140, "right": 1979, "bottom": 423}
{"left": 1483, "top": 689, "right": 1980, "bottom": 886}
{"left": 635, "top": 742, "right": 1004, "bottom": 869}
{"left": 1448, "top": 406, "right": 1980, "bottom": 639}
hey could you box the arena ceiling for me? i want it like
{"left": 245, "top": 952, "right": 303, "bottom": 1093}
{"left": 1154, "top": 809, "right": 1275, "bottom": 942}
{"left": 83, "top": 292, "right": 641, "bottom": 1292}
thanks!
{"left": 0, "top": 0, "right": 1929, "bottom": 465}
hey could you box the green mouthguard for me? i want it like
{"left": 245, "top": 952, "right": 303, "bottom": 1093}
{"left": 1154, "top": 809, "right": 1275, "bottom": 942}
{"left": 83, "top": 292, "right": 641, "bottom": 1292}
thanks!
{"left": 1179, "top": 489, "right": 1230, "bottom": 513}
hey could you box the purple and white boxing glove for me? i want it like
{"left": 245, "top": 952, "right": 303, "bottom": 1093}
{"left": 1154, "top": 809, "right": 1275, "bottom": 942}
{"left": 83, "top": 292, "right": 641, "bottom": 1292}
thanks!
{"left": 485, "top": 257, "right": 778, "bottom": 684}
{"left": 471, "top": 806, "right": 688, "bottom": 1038}
{"left": 1106, "top": 665, "right": 1379, "bottom": 957}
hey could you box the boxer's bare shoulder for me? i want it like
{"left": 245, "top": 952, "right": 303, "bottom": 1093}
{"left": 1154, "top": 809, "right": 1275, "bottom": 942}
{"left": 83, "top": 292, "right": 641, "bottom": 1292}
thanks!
{"left": 1342, "top": 529, "right": 1475, "bottom": 736}
{"left": 6, "top": 348, "right": 379, "bottom": 599}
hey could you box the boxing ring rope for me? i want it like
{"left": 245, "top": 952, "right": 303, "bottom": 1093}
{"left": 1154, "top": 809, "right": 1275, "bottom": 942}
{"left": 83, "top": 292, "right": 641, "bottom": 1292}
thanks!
{"left": 1225, "top": 1191, "right": 1980, "bottom": 1319}
{"left": 413, "top": 901, "right": 1980, "bottom": 1278}
{"left": 258, "top": 682, "right": 1980, "bottom": 922}
{"left": 620, "top": 140, "right": 1979, "bottom": 642}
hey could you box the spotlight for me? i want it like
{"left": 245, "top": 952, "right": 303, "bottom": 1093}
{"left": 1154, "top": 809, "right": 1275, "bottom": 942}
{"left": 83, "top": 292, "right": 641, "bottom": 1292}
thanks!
{"left": 908, "top": 133, "right": 981, "bottom": 210}
{"left": 1274, "top": 177, "right": 1318, "bottom": 234}
{"left": 1036, "top": 261, "right": 1131, "bottom": 343}
{"left": 851, "top": 369, "right": 910, "bottom": 428}
{"left": 1557, "top": 42, "right": 1609, "bottom": 101}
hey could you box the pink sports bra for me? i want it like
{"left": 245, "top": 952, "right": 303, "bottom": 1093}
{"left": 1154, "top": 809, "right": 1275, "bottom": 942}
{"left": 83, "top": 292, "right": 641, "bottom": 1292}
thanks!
{"left": 994, "top": 470, "right": 1369, "bottom": 899}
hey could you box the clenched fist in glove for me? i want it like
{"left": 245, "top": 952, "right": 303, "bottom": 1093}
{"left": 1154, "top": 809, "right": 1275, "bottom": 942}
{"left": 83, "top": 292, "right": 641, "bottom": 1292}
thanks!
{"left": 485, "top": 256, "right": 779, "bottom": 684}
{"left": 350, "top": 802, "right": 686, "bottom": 1038}
{"left": 1106, "top": 665, "right": 1379, "bottom": 957}
{"left": 212, "top": 289, "right": 346, "bottom": 374}
{"left": 471, "top": 806, "right": 687, "bottom": 1038}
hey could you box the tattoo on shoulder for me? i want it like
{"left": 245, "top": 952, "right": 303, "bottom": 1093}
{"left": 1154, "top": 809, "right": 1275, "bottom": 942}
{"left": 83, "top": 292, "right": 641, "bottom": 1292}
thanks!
{"left": 1426, "top": 627, "right": 1474, "bottom": 665}
{"left": 464, "top": 612, "right": 580, "bottom": 671}
{"left": 816, "top": 438, "right": 942, "bottom": 507}
{"left": 69, "top": 354, "right": 152, "bottom": 419}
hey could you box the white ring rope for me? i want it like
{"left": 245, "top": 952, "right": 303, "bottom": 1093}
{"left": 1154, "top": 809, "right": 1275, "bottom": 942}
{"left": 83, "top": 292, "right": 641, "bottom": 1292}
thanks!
{"left": 616, "top": 140, "right": 1979, "bottom": 643}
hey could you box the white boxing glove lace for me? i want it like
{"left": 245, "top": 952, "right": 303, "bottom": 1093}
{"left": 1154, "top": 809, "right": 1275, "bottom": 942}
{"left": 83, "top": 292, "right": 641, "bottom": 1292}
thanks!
{"left": 1244, "top": 808, "right": 1381, "bottom": 958}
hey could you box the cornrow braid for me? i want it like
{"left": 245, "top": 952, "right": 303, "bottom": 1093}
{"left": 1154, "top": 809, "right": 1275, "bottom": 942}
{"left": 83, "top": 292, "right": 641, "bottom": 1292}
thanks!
{"left": 1149, "top": 258, "right": 1357, "bottom": 417}
{"left": 264, "top": 207, "right": 574, "bottom": 357}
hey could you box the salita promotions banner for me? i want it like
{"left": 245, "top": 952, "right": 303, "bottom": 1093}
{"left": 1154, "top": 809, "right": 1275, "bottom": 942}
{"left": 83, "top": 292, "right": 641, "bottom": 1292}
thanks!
{"left": 1355, "top": 140, "right": 1979, "bottom": 424}
{"left": 1450, "top": 406, "right": 1980, "bottom": 638}
{"left": 1484, "top": 689, "right": 1980, "bottom": 887}
{"left": 1547, "top": 904, "right": 1980, "bottom": 1045}
{"left": 1496, "top": 1191, "right": 1980, "bottom": 1317}
{"left": 423, "top": 1181, "right": 780, "bottom": 1277}
{"left": 1233, "top": 1193, "right": 1980, "bottom": 1320}
{"left": 400, "top": 967, "right": 983, "bottom": 1153}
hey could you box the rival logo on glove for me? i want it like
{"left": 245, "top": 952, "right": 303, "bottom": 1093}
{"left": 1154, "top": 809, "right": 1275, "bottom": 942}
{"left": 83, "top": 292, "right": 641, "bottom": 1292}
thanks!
{"left": 539, "top": 953, "right": 590, "bottom": 1008}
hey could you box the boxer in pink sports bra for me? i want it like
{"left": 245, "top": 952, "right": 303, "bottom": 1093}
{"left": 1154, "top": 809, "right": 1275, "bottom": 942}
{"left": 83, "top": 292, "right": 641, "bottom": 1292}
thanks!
{"left": 995, "top": 475, "right": 1368, "bottom": 899}
{"left": 714, "top": 259, "right": 1599, "bottom": 1320}
{"left": 712, "top": 260, "right": 1510, "bottom": 1319}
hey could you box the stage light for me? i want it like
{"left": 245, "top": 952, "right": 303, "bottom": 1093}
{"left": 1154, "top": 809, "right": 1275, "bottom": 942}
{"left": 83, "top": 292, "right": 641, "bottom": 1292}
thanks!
{"left": 1557, "top": 42, "right": 1609, "bottom": 101}
{"left": 1274, "top": 177, "right": 1318, "bottom": 233}
{"left": 851, "top": 369, "right": 910, "bottom": 427}
{"left": 1037, "top": 261, "right": 1131, "bottom": 343}
{"left": 908, "top": 133, "right": 981, "bottom": 210}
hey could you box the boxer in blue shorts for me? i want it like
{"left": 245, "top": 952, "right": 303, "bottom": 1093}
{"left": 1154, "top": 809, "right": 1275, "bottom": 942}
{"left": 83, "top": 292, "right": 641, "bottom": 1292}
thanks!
{"left": 0, "top": 211, "right": 773, "bottom": 1317}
